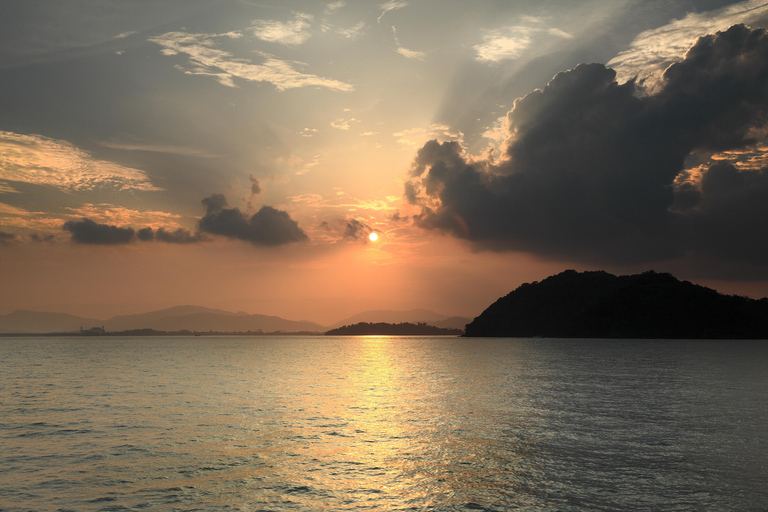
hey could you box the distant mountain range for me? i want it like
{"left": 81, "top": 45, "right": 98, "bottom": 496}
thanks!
{"left": 465, "top": 270, "right": 768, "bottom": 339}
{"left": 0, "top": 305, "right": 471, "bottom": 334}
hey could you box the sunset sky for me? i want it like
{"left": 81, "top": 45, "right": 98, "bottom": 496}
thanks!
{"left": 3, "top": 0, "right": 768, "bottom": 324}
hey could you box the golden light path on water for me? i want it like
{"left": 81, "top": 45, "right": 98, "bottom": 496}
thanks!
{"left": 1, "top": 336, "right": 767, "bottom": 511}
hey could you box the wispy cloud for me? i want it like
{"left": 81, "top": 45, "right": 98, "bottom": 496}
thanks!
{"left": 330, "top": 117, "right": 361, "bottom": 130}
{"left": 114, "top": 31, "right": 137, "bottom": 39}
{"left": 474, "top": 29, "right": 532, "bottom": 62}
{"left": 99, "top": 139, "right": 220, "bottom": 158}
{"left": 325, "top": 1, "right": 346, "bottom": 15}
{"left": 378, "top": 0, "right": 408, "bottom": 23}
{"left": 251, "top": 12, "right": 314, "bottom": 46}
{"left": 149, "top": 31, "right": 354, "bottom": 92}
{"left": 0, "top": 181, "right": 20, "bottom": 194}
{"left": 392, "top": 27, "right": 425, "bottom": 60}
{"left": 65, "top": 203, "right": 184, "bottom": 229}
{"left": 396, "top": 47, "right": 425, "bottom": 60}
{"left": 608, "top": 0, "right": 768, "bottom": 85}
{"left": 393, "top": 124, "right": 464, "bottom": 148}
{"left": 336, "top": 21, "right": 366, "bottom": 40}
{"left": 0, "top": 202, "right": 62, "bottom": 232}
{"left": 474, "top": 21, "right": 573, "bottom": 63}
{"left": 548, "top": 28, "right": 574, "bottom": 39}
{"left": 0, "top": 131, "right": 160, "bottom": 192}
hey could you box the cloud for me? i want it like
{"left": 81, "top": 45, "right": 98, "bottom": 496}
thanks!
{"left": 0, "top": 182, "right": 19, "bottom": 194}
{"left": 337, "top": 22, "right": 365, "bottom": 40}
{"left": 136, "top": 226, "right": 202, "bottom": 244}
{"left": 198, "top": 194, "right": 308, "bottom": 246}
{"left": 474, "top": 19, "right": 575, "bottom": 63}
{"left": 396, "top": 47, "right": 425, "bottom": 60}
{"left": 394, "top": 123, "right": 464, "bottom": 149}
{"left": 249, "top": 175, "right": 262, "bottom": 195}
{"left": 149, "top": 31, "right": 354, "bottom": 92}
{"left": 378, "top": 1, "right": 408, "bottom": 23}
{"left": 474, "top": 29, "right": 531, "bottom": 62}
{"left": 608, "top": 0, "right": 768, "bottom": 85}
{"left": 63, "top": 218, "right": 136, "bottom": 245}
{"left": 30, "top": 233, "right": 55, "bottom": 243}
{"left": 405, "top": 25, "right": 768, "bottom": 270}
{"left": 65, "top": 203, "right": 183, "bottom": 229}
{"left": 319, "top": 217, "right": 374, "bottom": 242}
{"left": 0, "top": 131, "right": 160, "bottom": 192}
{"left": 98, "top": 139, "right": 220, "bottom": 158}
{"left": 0, "top": 231, "right": 16, "bottom": 245}
{"left": 326, "top": 1, "right": 346, "bottom": 15}
{"left": 251, "top": 12, "right": 314, "bottom": 46}
{"left": 392, "top": 27, "right": 424, "bottom": 60}
{"left": 343, "top": 218, "right": 373, "bottom": 240}
{"left": 331, "top": 117, "right": 360, "bottom": 130}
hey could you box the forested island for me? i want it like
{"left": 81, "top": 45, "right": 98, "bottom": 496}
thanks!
{"left": 464, "top": 270, "right": 768, "bottom": 339}
{"left": 325, "top": 322, "right": 463, "bottom": 336}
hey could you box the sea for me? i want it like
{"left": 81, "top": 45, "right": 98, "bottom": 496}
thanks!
{"left": 1, "top": 336, "right": 766, "bottom": 512}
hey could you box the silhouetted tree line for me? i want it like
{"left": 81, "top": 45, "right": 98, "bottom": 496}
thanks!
{"left": 464, "top": 270, "right": 768, "bottom": 339}
{"left": 325, "top": 322, "right": 463, "bottom": 336}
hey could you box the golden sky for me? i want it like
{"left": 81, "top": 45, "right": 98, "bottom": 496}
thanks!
{"left": 3, "top": 0, "right": 768, "bottom": 324}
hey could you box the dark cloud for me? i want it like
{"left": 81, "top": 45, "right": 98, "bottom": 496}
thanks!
{"left": 0, "top": 231, "right": 16, "bottom": 245}
{"left": 136, "top": 226, "right": 202, "bottom": 244}
{"left": 249, "top": 175, "right": 262, "bottom": 195}
{"left": 343, "top": 218, "right": 372, "bottom": 240}
{"left": 405, "top": 25, "right": 768, "bottom": 270}
{"left": 30, "top": 233, "right": 55, "bottom": 243}
{"left": 62, "top": 218, "right": 135, "bottom": 245}
{"left": 684, "top": 162, "right": 768, "bottom": 265}
{"left": 137, "top": 227, "right": 154, "bottom": 241}
{"left": 319, "top": 217, "right": 373, "bottom": 241}
{"left": 155, "top": 227, "right": 202, "bottom": 244}
{"left": 202, "top": 193, "right": 228, "bottom": 214}
{"left": 198, "top": 194, "right": 307, "bottom": 246}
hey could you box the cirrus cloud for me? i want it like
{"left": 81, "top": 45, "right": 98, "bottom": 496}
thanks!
{"left": 149, "top": 31, "right": 354, "bottom": 92}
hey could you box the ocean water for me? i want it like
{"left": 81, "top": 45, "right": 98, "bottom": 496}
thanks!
{"left": 0, "top": 336, "right": 766, "bottom": 512}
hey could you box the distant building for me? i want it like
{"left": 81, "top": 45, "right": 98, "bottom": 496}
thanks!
{"left": 80, "top": 326, "right": 106, "bottom": 335}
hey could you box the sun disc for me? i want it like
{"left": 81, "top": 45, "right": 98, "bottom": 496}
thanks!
{"left": 369, "top": 232, "right": 378, "bottom": 242}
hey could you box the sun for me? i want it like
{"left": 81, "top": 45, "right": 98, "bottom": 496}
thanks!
{"left": 368, "top": 232, "right": 378, "bottom": 242}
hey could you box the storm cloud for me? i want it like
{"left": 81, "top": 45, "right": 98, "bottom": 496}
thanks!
{"left": 198, "top": 194, "right": 308, "bottom": 246}
{"left": 63, "top": 218, "right": 135, "bottom": 245}
{"left": 405, "top": 25, "right": 768, "bottom": 268}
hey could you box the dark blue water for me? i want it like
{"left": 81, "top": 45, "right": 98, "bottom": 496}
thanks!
{"left": 1, "top": 336, "right": 766, "bottom": 511}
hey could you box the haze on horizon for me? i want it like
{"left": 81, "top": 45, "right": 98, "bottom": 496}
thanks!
{"left": 3, "top": 0, "right": 768, "bottom": 325}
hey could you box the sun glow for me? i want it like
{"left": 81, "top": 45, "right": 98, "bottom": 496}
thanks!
{"left": 369, "top": 232, "right": 378, "bottom": 242}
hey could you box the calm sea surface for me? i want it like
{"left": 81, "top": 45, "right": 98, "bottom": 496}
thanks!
{"left": 1, "top": 336, "right": 766, "bottom": 511}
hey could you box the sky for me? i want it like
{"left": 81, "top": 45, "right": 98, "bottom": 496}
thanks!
{"left": 3, "top": 0, "right": 768, "bottom": 325}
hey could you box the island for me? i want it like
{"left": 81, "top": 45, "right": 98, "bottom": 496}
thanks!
{"left": 325, "top": 322, "right": 464, "bottom": 336}
{"left": 464, "top": 269, "right": 768, "bottom": 339}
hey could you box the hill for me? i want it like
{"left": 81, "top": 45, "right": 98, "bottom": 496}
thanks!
{"left": 464, "top": 270, "right": 768, "bottom": 339}
{"left": 329, "top": 309, "right": 471, "bottom": 330}
{"left": 326, "top": 322, "right": 463, "bottom": 336}
{"left": 104, "top": 305, "right": 248, "bottom": 331}
{"left": 0, "top": 306, "right": 323, "bottom": 334}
